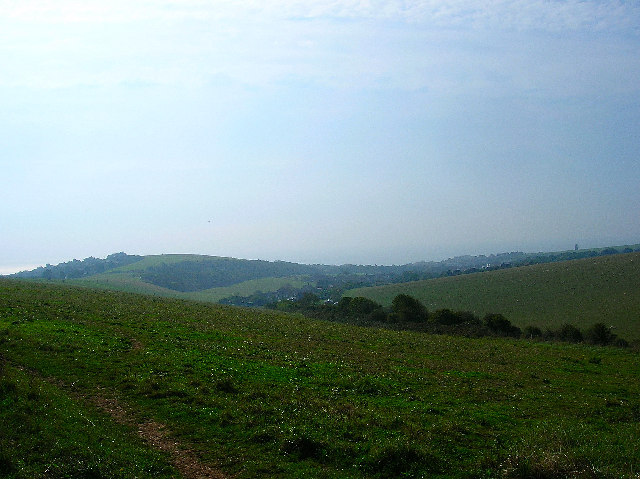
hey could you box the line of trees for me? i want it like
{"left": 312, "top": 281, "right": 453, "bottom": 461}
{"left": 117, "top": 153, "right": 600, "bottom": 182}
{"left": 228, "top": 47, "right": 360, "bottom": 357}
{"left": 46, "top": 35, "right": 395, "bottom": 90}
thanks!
{"left": 268, "top": 293, "right": 629, "bottom": 347}
{"left": 13, "top": 253, "right": 142, "bottom": 280}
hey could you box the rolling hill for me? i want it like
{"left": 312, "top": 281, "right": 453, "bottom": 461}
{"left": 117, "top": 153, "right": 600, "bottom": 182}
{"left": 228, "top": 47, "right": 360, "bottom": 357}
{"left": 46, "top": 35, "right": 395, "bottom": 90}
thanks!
{"left": 347, "top": 251, "right": 640, "bottom": 341}
{"left": 71, "top": 254, "right": 318, "bottom": 304}
{"left": 1, "top": 278, "right": 639, "bottom": 477}
{"left": 14, "top": 254, "right": 323, "bottom": 304}
{"left": 11, "top": 245, "right": 640, "bottom": 308}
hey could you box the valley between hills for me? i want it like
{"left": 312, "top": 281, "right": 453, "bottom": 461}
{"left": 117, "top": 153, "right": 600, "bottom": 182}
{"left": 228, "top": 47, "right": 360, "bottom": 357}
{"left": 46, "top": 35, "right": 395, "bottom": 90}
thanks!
{"left": 2, "top": 245, "right": 639, "bottom": 477}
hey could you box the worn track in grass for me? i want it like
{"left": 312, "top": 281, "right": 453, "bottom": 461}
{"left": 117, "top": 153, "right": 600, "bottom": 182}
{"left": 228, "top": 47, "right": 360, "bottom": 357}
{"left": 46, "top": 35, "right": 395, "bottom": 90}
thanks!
{"left": 88, "top": 387, "right": 228, "bottom": 479}
{"left": 14, "top": 361, "right": 228, "bottom": 479}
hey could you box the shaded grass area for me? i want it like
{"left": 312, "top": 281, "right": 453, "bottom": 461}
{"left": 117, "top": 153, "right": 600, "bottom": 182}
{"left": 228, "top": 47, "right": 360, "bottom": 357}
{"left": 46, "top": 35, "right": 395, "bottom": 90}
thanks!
{"left": 68, "top": 273, "right": 308, "bottom": 304}
{"left": 1, "top": 278, "right": 639, "bottom": 478}
{"left": 67, "top": 272, "right": 183, "bottom": 297}
{"left": 0, "top": 358, "right": 178, "bottom": 478}
{"left": 183, "top": 276, "right": 309, "bottom": 303}
{"left": 348, "top": 252, "right": 640, "bottom": 341}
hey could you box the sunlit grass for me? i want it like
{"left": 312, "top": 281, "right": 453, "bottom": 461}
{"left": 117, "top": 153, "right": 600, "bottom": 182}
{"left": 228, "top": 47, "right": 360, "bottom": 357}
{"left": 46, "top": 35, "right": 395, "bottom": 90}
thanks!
{"left": 348, "top": 252, "right": 640, "bottom": 341}
{"left": 1, "top": 278, "right": 639, "bottom": 477}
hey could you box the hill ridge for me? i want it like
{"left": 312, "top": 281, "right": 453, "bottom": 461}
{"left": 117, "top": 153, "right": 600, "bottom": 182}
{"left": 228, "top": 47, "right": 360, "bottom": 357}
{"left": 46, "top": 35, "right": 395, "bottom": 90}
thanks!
{"left": 347, "top": 251, "right": 640, "bottom": 340}
{"left": 10, "top": 243, "right": 640, "bottom": 310}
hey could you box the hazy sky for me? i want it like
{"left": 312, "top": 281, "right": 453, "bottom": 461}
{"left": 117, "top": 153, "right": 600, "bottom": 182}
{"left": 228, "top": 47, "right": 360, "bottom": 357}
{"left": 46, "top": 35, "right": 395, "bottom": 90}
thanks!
{"left": 2, "top": 0, "right": 639, "bottom": 272}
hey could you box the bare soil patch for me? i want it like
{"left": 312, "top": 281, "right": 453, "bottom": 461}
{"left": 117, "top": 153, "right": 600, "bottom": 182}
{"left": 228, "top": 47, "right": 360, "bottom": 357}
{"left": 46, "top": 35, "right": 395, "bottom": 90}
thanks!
{"left": 89, "top": 387, "right": 229, "bottom": 479}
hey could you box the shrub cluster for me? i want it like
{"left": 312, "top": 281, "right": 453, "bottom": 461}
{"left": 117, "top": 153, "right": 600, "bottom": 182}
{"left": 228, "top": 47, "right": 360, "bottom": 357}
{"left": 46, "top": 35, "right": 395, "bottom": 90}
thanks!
{"left": 523, "top": 321, "right": 628, "bottom": 347}
{"left": 269, "top": 294, "right": 629, "bottom": 347}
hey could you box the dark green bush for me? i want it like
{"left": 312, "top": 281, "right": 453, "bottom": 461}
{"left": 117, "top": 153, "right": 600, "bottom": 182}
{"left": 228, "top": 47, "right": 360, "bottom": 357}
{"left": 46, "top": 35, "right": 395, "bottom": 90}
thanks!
{"left": 522, "top": 325, "right": 543, "bottom": 339}
{"left": 558, "top": 324, "right": 583, "bottom": 343}
{"left": 432, "top": 309, "right": 479, "bottom": 325}
{"left": 338, "top": 297, "right": 384, "bottom": 317}
{"left": 613, "top": 337, "right": 629, "bottom": 348}
{"left": 366, "top": 308, "right": 388, "bottom": 323}
{"left": 585, "top": 322, "right": 616, "bottom": 346}
{"left": 389, "top": 294, "right": 428, "bottom": 322}
{"left": 484, "top": 313, "right": 521, "bottom": 337}
{"left": 297, "top": 293, "right": 320, "bottom": 308}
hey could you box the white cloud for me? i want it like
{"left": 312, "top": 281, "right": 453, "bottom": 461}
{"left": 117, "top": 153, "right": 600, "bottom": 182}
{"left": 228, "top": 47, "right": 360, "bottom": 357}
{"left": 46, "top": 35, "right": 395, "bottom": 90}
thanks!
{"left": 4, "top": 0, "right": 637, "bottom": 29}
{"left": 5, "top": 1, "right": 636, "bottom": 94}
{"left": 218, "top": 0, "right": 639, "bottom": 33}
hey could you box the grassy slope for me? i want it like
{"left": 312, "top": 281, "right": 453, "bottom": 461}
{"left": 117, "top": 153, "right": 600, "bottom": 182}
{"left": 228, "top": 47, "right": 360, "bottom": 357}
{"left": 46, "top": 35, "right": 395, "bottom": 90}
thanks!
{"left": 65, "top": 255, "right": 205, "bottom": 297}
{"left": 67, "top": 254, "right": 310, "bottom": 302}
{"left": 347, "top": 252, "right": 640, "bottom": 341}
{"left": 183, "top": 276, "right": 308, "bottom": 303}
{"left": 68, "top": 272, "right": 183, "bottom": 297}
{"left": 70, "top": 273, "right": 308, "bottom": 303}
{"left": 1, "top": 278, "right": 639, "bottom": 478}
{"left": 0, "top": 362, "right": 178, "bottom": 479}
{"left": 112, "top": 254, "right": 210, "bottom": 270}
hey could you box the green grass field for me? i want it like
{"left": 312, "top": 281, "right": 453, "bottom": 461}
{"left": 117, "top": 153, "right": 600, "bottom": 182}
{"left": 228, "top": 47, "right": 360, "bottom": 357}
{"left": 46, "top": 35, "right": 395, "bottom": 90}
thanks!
{"left": 65, "top": 253, "right": 311, "bottom": 304}
{"left": 68, "top": 272, "right": 184, "bottom": 296}
{"left": 0, "top": 362, "right": 178, "bottom": 478}
{"left": 183, "top": 276, "right": 308, "bottom": 303}
{"left": 347, "top": 252, "right": 640, "bottom": 341}
{"left": 1, "top": 278, "right": 639, "bottom": 478}
{"left": 68, "top": 253, "right": 313, "bottom": 301}
{"left": 110, "top": 254, "right": 209, "bottom": 271}
{"left": 70, "top": 273, "right": 308, "bottom": 303}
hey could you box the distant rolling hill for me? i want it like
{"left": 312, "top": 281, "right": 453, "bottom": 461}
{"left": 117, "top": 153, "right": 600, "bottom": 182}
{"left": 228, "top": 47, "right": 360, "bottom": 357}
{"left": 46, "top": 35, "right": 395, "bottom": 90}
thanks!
{"left": 12, "top": 253, "right": 406, "bottom": 305}
{"left": 12, "top": 251, "right": 547, "bottom": 305}
{"left": 347, "top": 252, "right": 640, "bottom": 341}
{"left": 44, "top": 254, "right": 320, "bottom": 304}
{"left": 11, "top": 246, "right": 640, "bottom": 327}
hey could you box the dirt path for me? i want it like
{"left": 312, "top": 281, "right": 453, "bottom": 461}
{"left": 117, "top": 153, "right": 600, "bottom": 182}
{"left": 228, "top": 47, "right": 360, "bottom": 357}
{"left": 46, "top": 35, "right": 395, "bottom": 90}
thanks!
{"left": 89, "top": 388, "right": 229, "bottom": 479}
{"left": 13, "top": 360, "right": 229, "bottom": 479}
{"left": 97, "top": 335, "right": 228, "bottom": 477}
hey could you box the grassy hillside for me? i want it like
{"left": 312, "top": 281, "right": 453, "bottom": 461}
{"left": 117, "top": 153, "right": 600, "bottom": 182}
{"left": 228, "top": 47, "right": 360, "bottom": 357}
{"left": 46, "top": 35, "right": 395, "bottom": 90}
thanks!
{"left": 112, "top": 253, "right": 212, "bottom": 270}
{"left": 183, "top": 276, "right": 308, "bottom": 303}
{"left": 68, "top": 272, "right": 185, "bottom": 297}
{"left": 1, "top": 278, "right": 639, "bottom": 477}
{"left": 0, "top": 362, "right": 178, "bottom": 478}
{"left": 14, "top": 245, "right": 640, "bottom": 309}
{"left": 59, "top": 254, "right": 313, "bottom": 303}
{"left": 347, "top": 252, "right": 640, "bottom": 341}
{"left": 68, "top": 271, "right": 308, "bottom": 303}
